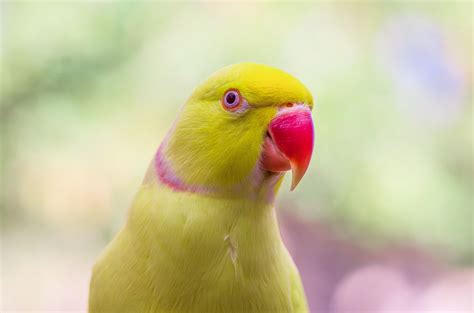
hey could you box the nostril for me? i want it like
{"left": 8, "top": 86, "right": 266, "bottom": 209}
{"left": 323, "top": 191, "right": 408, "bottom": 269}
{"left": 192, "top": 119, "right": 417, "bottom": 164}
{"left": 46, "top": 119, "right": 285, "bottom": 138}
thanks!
{"left": 277, "top": 102, "right": 311, "bottom": 112}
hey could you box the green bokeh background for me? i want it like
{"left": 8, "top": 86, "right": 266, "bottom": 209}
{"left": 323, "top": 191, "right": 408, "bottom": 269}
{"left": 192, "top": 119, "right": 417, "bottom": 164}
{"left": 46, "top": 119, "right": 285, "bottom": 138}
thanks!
{"left": 1, "top": 1, "right": 472, "bottom": 311}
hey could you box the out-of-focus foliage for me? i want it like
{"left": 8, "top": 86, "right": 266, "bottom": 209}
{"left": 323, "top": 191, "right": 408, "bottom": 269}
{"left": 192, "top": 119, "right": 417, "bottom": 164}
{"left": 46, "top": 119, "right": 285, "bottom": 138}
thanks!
{"left": 1, "top": 2, "right": 472, "bottom": 311}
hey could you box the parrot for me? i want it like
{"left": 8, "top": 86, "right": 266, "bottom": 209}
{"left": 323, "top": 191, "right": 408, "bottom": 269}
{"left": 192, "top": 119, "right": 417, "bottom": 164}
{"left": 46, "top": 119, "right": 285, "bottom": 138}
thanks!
{"left": 89, "top": 63, "right": 315, "bottom": 313}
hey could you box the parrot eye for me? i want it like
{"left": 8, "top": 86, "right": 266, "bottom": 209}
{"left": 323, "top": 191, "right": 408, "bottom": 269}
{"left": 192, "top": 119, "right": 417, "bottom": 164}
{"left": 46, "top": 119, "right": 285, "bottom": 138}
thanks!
{"left": 222, "top": 89, "right": 242, "bottom": 111}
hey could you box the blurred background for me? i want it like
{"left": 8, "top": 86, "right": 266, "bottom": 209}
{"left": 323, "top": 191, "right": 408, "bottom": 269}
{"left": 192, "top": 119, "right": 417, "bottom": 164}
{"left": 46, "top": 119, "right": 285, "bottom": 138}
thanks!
{"left": 1, "top": 2, "right": 472, "bottom": 312}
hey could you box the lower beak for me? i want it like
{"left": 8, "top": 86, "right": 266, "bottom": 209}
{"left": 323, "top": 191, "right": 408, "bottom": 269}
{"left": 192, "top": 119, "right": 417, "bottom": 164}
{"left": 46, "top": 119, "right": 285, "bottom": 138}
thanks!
{"left": 261, "top": 105, "right": 314, "bottom": 190}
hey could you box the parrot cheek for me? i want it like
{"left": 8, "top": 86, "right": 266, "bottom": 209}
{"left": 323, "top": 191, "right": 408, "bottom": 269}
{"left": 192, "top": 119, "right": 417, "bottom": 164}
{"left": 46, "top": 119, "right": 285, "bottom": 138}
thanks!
{"left": 260, "top": 105, "right": 314, "bottom": 190}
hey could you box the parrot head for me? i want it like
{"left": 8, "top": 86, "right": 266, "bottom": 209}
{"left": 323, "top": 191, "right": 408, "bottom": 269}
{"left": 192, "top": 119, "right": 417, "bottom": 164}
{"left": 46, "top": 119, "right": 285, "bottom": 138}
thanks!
{"left": 156, "top": 63, "right": 314, "bottom": 198}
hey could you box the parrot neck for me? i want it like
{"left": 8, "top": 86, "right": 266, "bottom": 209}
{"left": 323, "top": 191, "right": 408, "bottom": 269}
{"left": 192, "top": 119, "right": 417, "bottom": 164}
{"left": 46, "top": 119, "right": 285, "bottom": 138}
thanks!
{"left": 148, "top": 142, "right": 284, "bottom": 203}
{"left": 126, "top": 180, "right": 290, "bottom": 311}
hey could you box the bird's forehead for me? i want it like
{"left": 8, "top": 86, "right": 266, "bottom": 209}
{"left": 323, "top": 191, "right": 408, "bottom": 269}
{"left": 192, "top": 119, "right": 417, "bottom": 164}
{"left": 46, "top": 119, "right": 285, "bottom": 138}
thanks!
{"left": 194, "top": 63, "right": 313, "bottom": 108}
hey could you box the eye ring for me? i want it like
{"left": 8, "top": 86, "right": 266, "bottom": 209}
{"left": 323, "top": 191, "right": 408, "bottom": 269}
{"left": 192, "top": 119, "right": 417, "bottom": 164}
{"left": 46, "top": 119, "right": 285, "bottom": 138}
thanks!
{"left": 222, "top": 89, "right": 242, "bottom": 111}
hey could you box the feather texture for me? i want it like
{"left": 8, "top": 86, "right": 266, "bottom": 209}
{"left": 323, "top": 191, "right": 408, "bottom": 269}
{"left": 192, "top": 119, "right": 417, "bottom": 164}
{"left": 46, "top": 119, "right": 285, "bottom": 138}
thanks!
{"left": 90, "top": 179, "right": 307, "bottom": 312}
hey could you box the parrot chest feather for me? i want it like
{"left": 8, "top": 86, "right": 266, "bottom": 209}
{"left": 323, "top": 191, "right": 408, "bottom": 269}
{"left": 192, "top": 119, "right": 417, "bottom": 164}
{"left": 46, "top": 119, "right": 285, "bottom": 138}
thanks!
{"left": 224, "top": 234, "right": 238, "bottom": 269}
{"left": 90, "top": 183, "right": 299, "bottom": 312}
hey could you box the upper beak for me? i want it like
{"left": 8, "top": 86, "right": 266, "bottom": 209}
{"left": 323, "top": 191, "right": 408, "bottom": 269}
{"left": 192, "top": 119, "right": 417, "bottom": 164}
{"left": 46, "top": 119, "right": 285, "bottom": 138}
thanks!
{"left": 262, "top": 105, "right": 314, "bottom": 190}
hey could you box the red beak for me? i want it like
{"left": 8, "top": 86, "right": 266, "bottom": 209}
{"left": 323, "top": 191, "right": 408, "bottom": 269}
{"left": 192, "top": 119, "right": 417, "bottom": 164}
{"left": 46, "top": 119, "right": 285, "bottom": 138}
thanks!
{"left": 261, "top": 105, "right": 314, "bottom": 190}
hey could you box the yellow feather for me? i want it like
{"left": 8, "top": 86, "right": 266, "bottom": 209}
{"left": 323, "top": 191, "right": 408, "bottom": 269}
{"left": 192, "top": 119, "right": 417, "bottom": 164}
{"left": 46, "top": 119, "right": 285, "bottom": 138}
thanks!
{"left": 90, "top": 180, "right": 308, "bottom": 312}
{"left": 89, "top": 63, "right": 311, "bottom": 313}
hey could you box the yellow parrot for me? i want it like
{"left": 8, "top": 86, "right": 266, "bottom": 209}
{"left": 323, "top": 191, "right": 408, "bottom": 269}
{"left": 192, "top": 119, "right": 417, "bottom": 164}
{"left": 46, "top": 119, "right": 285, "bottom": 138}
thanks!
{"left": 89, "top": 63, "right": 315, "bottom": 313}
